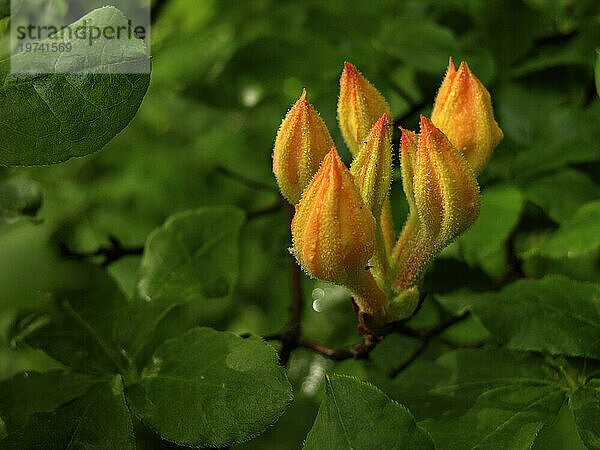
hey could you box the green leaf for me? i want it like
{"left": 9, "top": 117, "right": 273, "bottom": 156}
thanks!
{"left": 443, "top": 185, "right": 523, "bottom": 279}
{"left": 303, "top": 374, "right": 433, "bottom": 450}
{"left": 0, "top": 375, "right": 134, "bottom": 449}
{"left": 0, "top": 370, "right": 97, "bottom": 433}
{"left": 522, "top": 169, "right": 600, "bottom": 223}
{"left": 0, "top": 6, "right": 150, "bottom": 166}
{"left": 128, "top": 206, "right": 245, "bottom": 353}
{"left": 514, "top": 22, "right": 600, "bottom": 76}
{"left": 379, "top": 348, "right": 566, "bottom": 449}
{"left": 470, "top": 0, "right": 551, "bottom": 68}
{"left": 571, "top": 379, "right": 600, "bottom": 449}
{"left": 422, "top": 383, "right": 565, "bottom": 449}
{"left": 376, "top": 19, "right": 458, "bottom": 74}
{"left": 127, "top": 327, "right": 293, "bottom": 448}
{"left": 136, "top": 206, "right": 245, "bottom": 302}
{"left": 495, "top": 85, "right": 600, "bottom": 179}
{"left": 538, "top": 200, "right": 600, "bottom": 258}
{"left": 596, "top": 49, "right": 600, "bottom": 98}
{"left": 438, "top": 276, "right": 600, "bottom": 359}
{"left": 11, "top": 264, "right": 132, "bottom": 375}
{"left": 532, "top": 404, "right": 587, "bottom": 450}
{"left": 0, "top": 178, "right": 43, "bottom": 225}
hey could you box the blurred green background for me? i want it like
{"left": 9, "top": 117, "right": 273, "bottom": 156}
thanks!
{"left": 1, "top": 0, "right": 600, "bottom": 448}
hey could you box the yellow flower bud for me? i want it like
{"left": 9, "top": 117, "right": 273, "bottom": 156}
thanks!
{"left": 417, "top": 116, "right": 480, "bottom": 245}
{"left": 291, "top": 147, "right": 388, "bottom": 327}
{"left": 338, "top": 62, "right": 392, "bottom": 155}
{"left": 431, "top": 58, "right": 503, "bottom": 174}
{"left": 391, "top": 128, "right": 420, "bottom": 268}
{"left": 395, "top": 116, "right": 480, "bottom": 289}
{"left": 380, "top": 198, "right": 395, "bottom": 254}
{"left": 350, "top": 113, "right": 393, "bottom": 218}
{"left": 399, "top": 127, "right": 419, "bottom": 213}
{"left": 273, "top": 89, "right": 335, "bottom": 204}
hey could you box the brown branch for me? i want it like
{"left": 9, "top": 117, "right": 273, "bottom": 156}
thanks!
{"left": 277, "top": 204, "right": 304, "bottom": 366}
{"left": 298, "top": 335, "right": 379, "bottom": 361}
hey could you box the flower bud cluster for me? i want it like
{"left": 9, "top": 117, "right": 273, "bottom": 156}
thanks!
{"left": 272, "top": 58, "right": 502, "bottom": 331}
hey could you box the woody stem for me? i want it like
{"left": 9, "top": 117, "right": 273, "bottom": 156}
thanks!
{"left": 346, "top": 268, "right": 389, "bottom": 329}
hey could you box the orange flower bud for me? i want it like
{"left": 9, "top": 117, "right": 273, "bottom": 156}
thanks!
{"left": 431, "top": 58, "right": 503, "bottom": 174}
{"left": 395, "top": 116, "right": 480, "bottom": 289}
{"left": 350, "top": 113, "right": 393, "bottom": 218}
{"left": 291, "top": 148, "right": 388, "bottom": 326}
{"left": 292, "top": 148, "right": 375, "bottom": 283}
{"left": 338, "top": 62, "right": 392, "bottom": 155}
{"left": 273, "top": 89, "right": 335, "bottom": 204}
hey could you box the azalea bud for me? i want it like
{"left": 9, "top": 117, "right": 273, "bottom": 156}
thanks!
{"left": 417, "top": 116, "right": 480, "bottom": 245}
{"left": 338, "top": 62, "right": 392, "bottom": 155}
{"left": 395, "top": 116, "right": 480, "bottom": 289}
{"left": 350, "top": 113, "right": 393, "bottom": 218}
{"left": 291, "top": 148, "right": 388, "bottom": 326}
{"left": 431, "top": 58, "right": 503, "bottom": 174}
{"left": 399, "top": 128, "right": 419, "bottom": 213}
{"left": 273, "top": 89, "right": 335, "bottom": 204}
{"left": 380, "top": 198, "right": 395, "bottom": 255}
{"left": 391, "top": 128, "right": 420, "bottom": 267}
{"left": 292, "top": 148, "right": 375, "bottom": 283}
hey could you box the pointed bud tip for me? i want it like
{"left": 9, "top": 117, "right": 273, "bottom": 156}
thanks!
{"left": 321, "top": 146, "right": 342, "bottom": 171}
{"left": 419, "top": 115, "right": 446, "bottom": 143}
{"left": 343, "top": 61, "right": 357, "bottom": 73}
{"left": 400, "top": 127, "right": 418, "bottom": 148}
{"left": 373, "top": 113, "right": 389, "bottom": 131}
{"left": 448, "top": 56, "right": 456, "bottom": 74}
{"left": 419, "top": 114, "right": 433, "bottom": 130}
{"left": 341, "top": 61, "right": 359, "bottom": 85}
{"left": 456, "top": 60, "right": 479, "bottom": 85}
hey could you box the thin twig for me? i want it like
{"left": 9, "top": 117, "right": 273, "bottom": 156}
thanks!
{"left": 277, "top": 204, "right": 305, "bottom": 366}
{"left": 59, "top": 236, "right": 143, "bottom": 267}
{"left": 246, "top": 199, "right": 285, "bottom": 220}
{"left": 298, "top": 335, "right": 379, "bottom": 361}
{"left": 216, "top": 166, "right": 277, "bottom": 193}
{"left": 387, "top": 340, "right": 428, "bottom": 377}
{"left": 388, "top": 311, "right": 470, "bottom": 377}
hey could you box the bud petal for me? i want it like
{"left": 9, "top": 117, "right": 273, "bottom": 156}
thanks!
{"left": 395, "top": 117, "right": 480, "bottom": 289}
{"left": 391, "top": 128, "right": 420, "bottom": 268}
{"left": 399, "top": 127, "right": 419, "bottom": 212}
{"left": 338, "top": 62, "right": 392, "bottom": 155}
{"left": 417, "top": 116, "right": 480, "bottom": 246}
{"left": 380, "top": 198, "right": 395, "bottom": 254}
{"left": 350, "top": 113, "right": 393, "bottom": 218}
{"left": 291, "top": 148, "right": 388, "bottom": 327}
{"left": 291, "top": 148, "right": 376, "bottom": 284}
{"left": 431, "top": 59, "right": 503, "bottom": 174}
{"left": 273, "top": 89, "right": 335, "bottom": 204}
